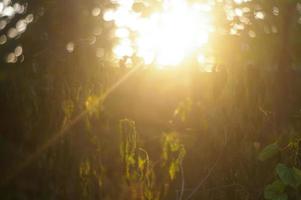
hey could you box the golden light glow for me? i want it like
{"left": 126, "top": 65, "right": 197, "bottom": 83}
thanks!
{"left": 106, "top": 0, "right": 213, "bottom": 67}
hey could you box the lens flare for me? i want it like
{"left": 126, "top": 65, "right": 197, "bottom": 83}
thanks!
{"left": 106, "top": 0, "right": 213, "bottom": 67}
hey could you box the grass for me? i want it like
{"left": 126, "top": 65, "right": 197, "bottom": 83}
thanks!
{"left": 1, "top": 64, "right": 301, "bottom": 199}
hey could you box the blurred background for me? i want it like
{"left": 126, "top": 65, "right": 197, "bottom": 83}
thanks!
{"left": 1, "top": 0, "right": 301, "bottom": 199}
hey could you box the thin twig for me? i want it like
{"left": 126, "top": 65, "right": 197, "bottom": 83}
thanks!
{"left": 184, "top": 152, "right": 222, "bottom": 200}
{"left": 184, "top": 130, "right": 227, "bottom": 200}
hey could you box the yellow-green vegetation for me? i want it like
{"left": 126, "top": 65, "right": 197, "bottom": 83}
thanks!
{"left": 119, "top": 119, "right": 185, "bottom": 200}
{"left": 1, "top": 0, "right": 301, "bottom": 200}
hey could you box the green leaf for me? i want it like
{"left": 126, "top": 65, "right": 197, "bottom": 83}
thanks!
{"left": 258, "top": 143, "right": 280, "bottom": 161}
{"left": 274, "top": 194, "right": 287, "bottom": 200}
{"left": 292, "top": 167, "right": 301, "bottom": 187}
{"left": 264, "top": 180, "right": 287, "bottom": 200}
{"left": 276, "top": 164, "right": 298, "bottom": 189}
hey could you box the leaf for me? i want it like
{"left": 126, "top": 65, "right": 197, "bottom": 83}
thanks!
{"left": 85, "top": 95, "right": 100, "bottom": 115}
{"left": 292, "top": 167, "right": 301, "bottom": 187}
{"left": 273, "top": 194, "right": 287, "bottom": 200}
{"left": 276, "top": 163, "right": 298, "bottom": 189}
{"left": 264, "top": 180, "right": 287, "bottom": 200}
{"left": 258, "top": 143, "right": 280, "bottom": 161}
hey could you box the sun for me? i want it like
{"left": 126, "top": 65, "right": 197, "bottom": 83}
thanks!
{"left": 105, "top": 0, "right": 213, "bottom": 68}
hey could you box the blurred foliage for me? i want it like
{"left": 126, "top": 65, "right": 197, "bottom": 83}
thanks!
{"left": 162, "top": 133, "right": 185, "bottom": 180}
{"left": 119, "top": 119, "right": 185, "bottom": 200}
{"left": 258, "top": 143, "right": 280, "bottom": 162}
{"left": 1, "top": 0, "right": 301, "bottom": 200}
